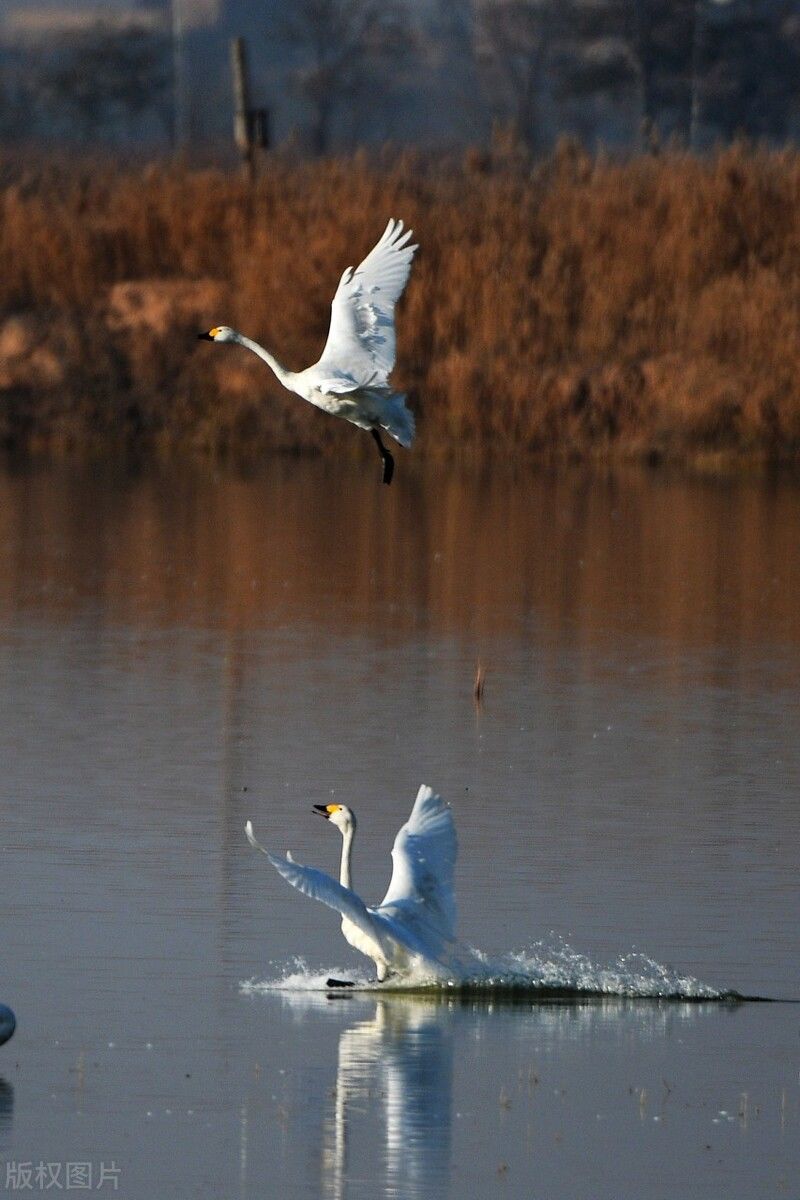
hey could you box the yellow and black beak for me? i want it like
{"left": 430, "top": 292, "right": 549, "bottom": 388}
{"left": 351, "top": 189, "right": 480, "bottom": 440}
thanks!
{"left": 197, "top": 328, "right": 217, "bottom": 341}
{"left": 313, "top": 804, "right": 340, "bottom": 819}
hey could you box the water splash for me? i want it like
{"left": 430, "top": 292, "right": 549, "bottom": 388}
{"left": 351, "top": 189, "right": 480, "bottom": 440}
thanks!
{"left": 469, "top": 938, "right": 722, "bottom": 998}
{"left": 241, "top": 938, "right": 724, "bottom": 1000}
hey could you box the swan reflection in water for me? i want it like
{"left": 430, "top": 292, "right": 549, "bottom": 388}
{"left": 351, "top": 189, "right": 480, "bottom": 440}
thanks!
{"left": 321, "top": 999, "right": 452, "bottom": 1200}
{"left": 269, "top": 991, "right": 713, "bottom": 1200}
{"left": 0, "top": 1077, "right": 14, "bottom": 1147}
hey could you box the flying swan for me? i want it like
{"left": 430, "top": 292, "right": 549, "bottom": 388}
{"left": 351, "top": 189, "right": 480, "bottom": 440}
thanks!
{"left": 245, "top": 785, "right": 476, "bottom": 983}
{"left": 199, "top": 219, "right": 418, "bottom": 484}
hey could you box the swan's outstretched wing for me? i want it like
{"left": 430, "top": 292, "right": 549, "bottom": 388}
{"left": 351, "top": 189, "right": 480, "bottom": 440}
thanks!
{"left": 377, "top": 786, "right": 457, "bottom": 938}
{"left": 314, "top": 219, "right": 417, "bottom": 389}
{"left": 245, "top": 821, "right": 378, "bottom": 947}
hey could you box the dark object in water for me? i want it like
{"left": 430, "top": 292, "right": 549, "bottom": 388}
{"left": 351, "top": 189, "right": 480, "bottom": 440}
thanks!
{"left": 326, "top": 978, "right": 355, "bottom": 989}
{"left": 0, "top": 1005, "right": 15, "bottom": 1046}
{"left": 473, "top": 661, "right": 486, "bottom": 704}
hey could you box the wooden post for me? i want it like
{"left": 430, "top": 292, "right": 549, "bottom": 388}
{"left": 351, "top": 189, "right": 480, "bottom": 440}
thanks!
{"left": 172, "top": 0, "right": 187, "bottom": 151}
{"left": 231, "top": 36, "right": 255, "bottom": 182}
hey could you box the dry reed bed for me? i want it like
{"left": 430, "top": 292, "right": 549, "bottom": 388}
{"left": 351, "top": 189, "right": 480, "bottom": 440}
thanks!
{"left": 2, "top": 143, "right": 800, "bottom": 462}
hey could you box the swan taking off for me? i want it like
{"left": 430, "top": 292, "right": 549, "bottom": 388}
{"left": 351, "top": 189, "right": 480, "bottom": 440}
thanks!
{"left": 245, "top": 785, "right": 472, "bottom": 983}
{"left": 199, "top": 219, "right": 417, "bottom": 484}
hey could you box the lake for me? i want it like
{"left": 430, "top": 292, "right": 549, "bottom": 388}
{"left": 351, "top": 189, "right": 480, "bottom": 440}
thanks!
{"left": 0, "top": 458, "right": 797, "bottom": 1198}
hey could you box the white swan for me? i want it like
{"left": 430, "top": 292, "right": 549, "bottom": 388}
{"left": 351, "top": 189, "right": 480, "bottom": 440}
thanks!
{"left": 199, "top": 218, "right": 418, "bottom": 484}
{"left": 245, "top": 785, "right": 473, "bottom": 982}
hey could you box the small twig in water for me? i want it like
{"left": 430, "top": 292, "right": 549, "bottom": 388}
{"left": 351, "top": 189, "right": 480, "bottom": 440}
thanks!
{"left": 473, "top": 661, "right": 486, "bottom": 705}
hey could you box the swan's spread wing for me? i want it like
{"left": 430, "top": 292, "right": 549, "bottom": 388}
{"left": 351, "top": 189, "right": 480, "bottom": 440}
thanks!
{"left": 245, "top": 822, "right": 377, "bottom": 948}
{"left": 378, "top": 786, "right": 457, "bottom": 938}
{"left": 315, "top": 219, "right": 417, "bottom": 389}
{"left": 269, "top": 854, "right": 377, "bottom": 939}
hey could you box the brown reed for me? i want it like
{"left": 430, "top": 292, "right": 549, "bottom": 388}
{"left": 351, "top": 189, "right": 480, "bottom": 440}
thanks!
{"left": 3, "top": 142, "right": 800, "bottom": 463}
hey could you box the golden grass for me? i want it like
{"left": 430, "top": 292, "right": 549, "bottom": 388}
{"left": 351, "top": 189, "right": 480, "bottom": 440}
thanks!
{"left": 3, "top": 142, "right": 800, "bottom": 462}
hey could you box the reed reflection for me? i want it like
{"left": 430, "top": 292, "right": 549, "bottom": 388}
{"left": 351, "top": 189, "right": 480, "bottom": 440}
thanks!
{"left": 0, "top": 462, "right": 799, "bottom": 653}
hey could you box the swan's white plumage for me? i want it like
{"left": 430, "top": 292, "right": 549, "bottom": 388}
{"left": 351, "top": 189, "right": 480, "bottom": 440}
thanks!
{"left": 315, "top": 218, "right": 418, "bottom": 388}
{"left": 200, "top": 219, "right": 417, "bottom": 464}
{"left": 380, "top": 784, "right": 457, "bottom": 937}
{"left": 247, "top": 831, "right": 378, "bottom": 950}
{"left": 245, "top": 786, "right": 469, "bottom": 981}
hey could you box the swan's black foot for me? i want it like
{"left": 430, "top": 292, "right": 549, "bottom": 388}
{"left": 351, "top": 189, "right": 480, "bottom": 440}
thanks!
{"left": 371, "top": 429, "right": 395, "bottom": 485}
{"left": 326, "top": 978, "right": 355, "bottom": 989}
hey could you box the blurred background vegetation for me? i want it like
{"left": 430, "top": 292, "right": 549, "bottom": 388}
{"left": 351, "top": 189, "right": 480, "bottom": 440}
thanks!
{"left": 2, "top": 1, "right": 800, "bottom": 465}
{"left": 3, "top": 1, "right": 800, "bottom": 154}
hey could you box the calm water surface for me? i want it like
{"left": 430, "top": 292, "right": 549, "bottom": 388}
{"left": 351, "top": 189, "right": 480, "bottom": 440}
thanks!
{"left": 0, "top": 459, "right": 797, "bottom": 1198}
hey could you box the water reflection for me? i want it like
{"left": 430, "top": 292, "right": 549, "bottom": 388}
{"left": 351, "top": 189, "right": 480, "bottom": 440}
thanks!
{"left": 323, "top": 999, "right": 451, "bottom": 1200}
{"left": 1, "top": 461, "right": 800, "bottom": 649}
{"left": 0, "top": 1077, "right": 14, "bottom": 1147}
{"left": 272, "top": 993, "right": 725, "bottom": 1200}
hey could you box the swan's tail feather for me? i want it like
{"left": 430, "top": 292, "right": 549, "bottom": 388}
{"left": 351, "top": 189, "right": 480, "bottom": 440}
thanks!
{"left": 370, "top": 390, "right": 415, "bottom": 448}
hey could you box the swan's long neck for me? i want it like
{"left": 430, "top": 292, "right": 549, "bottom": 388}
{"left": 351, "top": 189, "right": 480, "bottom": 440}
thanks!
{"left": 339, "top": 820, "right": 356, "bottom": 891}
{"left": 233, "top": 331, "right": 291, "bottom": 387}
